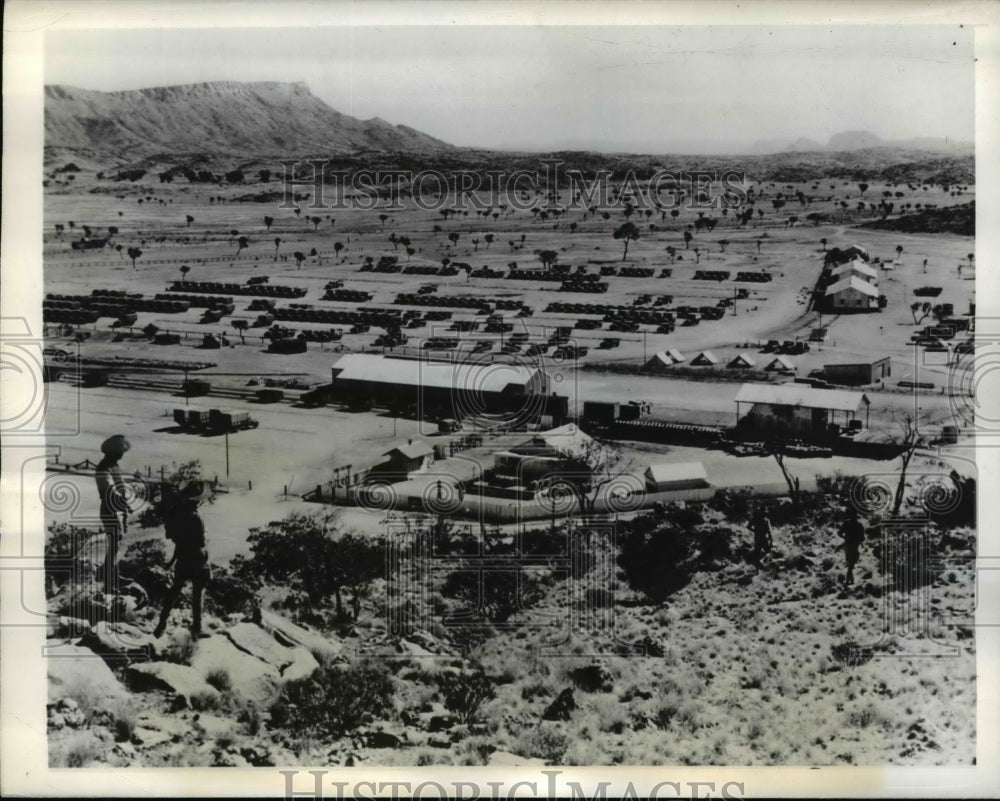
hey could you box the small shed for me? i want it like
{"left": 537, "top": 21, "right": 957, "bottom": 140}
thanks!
{"left": 728, "top": 353, "right": 757, "bottom": 369}
{"left": 644, "top": 462, "right": 710, "bottom": 492}
{"left": 378, "top": 440, "right": 434, "bottom": 479}
{"left": 764, "top": 356, "right": 796, "bottom": 373}
{"left": 690, "top": 350, "right": 719, "bottom": 366}
{"left": 822, "top": 357, "right": 891, "bottom": 386}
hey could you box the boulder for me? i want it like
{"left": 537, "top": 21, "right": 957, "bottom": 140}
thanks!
{"left": 49, "top": 616, "right": 92, "bottom": 640}
{"left": 78, "top": 620, "right": 156, "bottom": 665}
{"left": 125, "top": 661, "right": 219, "bottom": 706}
{"left": 189, "top": 634, "right": 280, "bottom": 703}
{"left": 366, "top": 730, "right": 404, "bottom": 749}
{"left": 224, "top": 622, "right": 298, "bottom": 666}
{"left": 397, "top": 638, "right": 436, "bottom": 658}
{"left": 194, "top": 713, "right": 240, "bottom": 739}
{"left": 488, "top": 750, "right": 547, "bottom": 767}
{"left": 279, "top": 647, "right": 319, "bottom": 682}
{"left": 257, "top": 609, "right": 343, "bottom": 661}
{"left": 47, "top": 643, "right": 129, "bottom": 705}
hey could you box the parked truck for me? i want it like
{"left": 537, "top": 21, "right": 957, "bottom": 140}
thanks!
{"left": 173, "top": 408, "right": 257, "bottom": 433}
{"left": 182, "top": 379, "right": 211, "bottom": 396}
{"left": 207, "top": 409, "right": 259, "bottom": 433}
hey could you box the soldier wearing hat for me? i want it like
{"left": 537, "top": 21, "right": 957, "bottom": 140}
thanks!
{"left": 153, "top": 479, "right": 211, "bottom": 639}
{"left": 839, "top": 509, "right": 867, "bottom": 586}
{"left": 95, "top": 434, "right": 134, "bottom": 594}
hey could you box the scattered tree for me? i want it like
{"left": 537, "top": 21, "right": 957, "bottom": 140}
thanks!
{"left": 612, "top": 222, "right": 641, "bottom": 261}
{"left": 231, "top": 319, "right": 248, "bottom": 343}
{"left": 537, "top": 249, "right": 559, "bottom": 270}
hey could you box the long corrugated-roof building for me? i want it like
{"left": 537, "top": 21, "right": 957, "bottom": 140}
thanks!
{"left": 330, "top": 353, "right": 564, "bottom": 422}
{"left": 734, "top": 382, "right": 871, "bottom": 435}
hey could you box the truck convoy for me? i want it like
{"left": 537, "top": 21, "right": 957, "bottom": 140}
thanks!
{"left": 173, "top": 408, "right": 259, "bottom": 433}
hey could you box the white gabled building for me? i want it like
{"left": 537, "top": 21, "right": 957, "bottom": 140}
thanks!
{"left": 824, "top": 275, "right": 879, "bottom": 312}
{"left": 831, "top": 259, "right": 878, "bottom": 283}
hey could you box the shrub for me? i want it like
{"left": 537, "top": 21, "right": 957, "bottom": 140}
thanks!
{"left": 278, "top": 661, "right": 394, "bottom": 737}
{"left": 63, "top": 734, "right": 100, "bottom": 767}
{"left": 245, "top": 512, "right": 383, "bottom": 622}
{"left": 708, "top": 488, "right": 755, "bottom": 522}
{"left": 160, "top": 632, "right": 197, "bottom": 665}
{"left": 205, "top": 668, "right": 232, "bottom": 693}
{"left": 119, "top": 538, "right": 171, "bottom": 602}
{"left": 236, "top": 699, "right": 262, "bottom": 735}
{"left": 442, "top": 568, "right": 542, "bottom": 624}
{"left": 436, "top": 668, "right": 496, "bottom": 724}
{"left": 45, "top": 524, "right": 99, "bottom": 596}
{"left": 205, "top": 554, "right": 261, "bottom": 617}
{"left": 617, "top": 522, "right": 697, "bottom": 602}
{"left": 831, "top": 640, "right": 873, "bottom": 668}
{"left": 697, "top": 526, "right": 736, "bottom": 564}
{"left": 517, "top": 724, "right": 569, "bottom": 763}
{"left": 190, "top": 690, "right": 220, "bottom": 711}
{"left": 112, "top": 703, "right": 137, "bottom": 742}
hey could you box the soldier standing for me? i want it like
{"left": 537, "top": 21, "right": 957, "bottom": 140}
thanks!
{"left": 95, "top": 435, "right": 134, "bottom": 594}
{"left": 153, "top": 480, "right": 211, "bottom": 639}
{"left": 750, "top": 506, "right": 773, "bottom": 566}
{"left": 839, "top": 510, "right": 867, "bottom": 586}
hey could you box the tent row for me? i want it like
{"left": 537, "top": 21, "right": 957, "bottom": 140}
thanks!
{"left": 646, "top": 351, "right": 796, "bottom": 372}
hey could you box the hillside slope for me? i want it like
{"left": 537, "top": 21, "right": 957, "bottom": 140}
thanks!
{"left": 44, "top": 81, "right": 453, "bottom": 157}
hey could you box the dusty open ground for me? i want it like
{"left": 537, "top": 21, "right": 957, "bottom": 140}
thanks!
{"left": 42, "top": 169, "right": 977, "bottom": 768}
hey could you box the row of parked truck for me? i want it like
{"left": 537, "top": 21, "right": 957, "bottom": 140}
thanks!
{"left": 173, "top": 408, "right": 259, "bottom": 433}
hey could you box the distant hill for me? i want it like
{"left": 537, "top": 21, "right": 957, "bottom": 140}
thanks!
{"left": 748, "top": 130, "right": 972, "bottom": 156}
{"left": 44, "top": 81, "right": 454, "bottom": 159}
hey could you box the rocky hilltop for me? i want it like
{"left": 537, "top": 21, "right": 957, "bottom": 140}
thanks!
{"left": 44, "top": 81, "right": 454, "bottom": 158}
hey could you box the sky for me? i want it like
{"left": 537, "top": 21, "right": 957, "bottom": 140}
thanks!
{"left": 44, "top": 24, "right": 975, "bottom": 154}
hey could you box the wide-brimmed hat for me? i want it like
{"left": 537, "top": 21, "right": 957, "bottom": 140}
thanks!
{"left": 100, "top": 435, "right": 131, "bottom": 456}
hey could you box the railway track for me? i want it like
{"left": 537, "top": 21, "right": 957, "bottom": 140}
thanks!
{"left": 61, "top": 373, "right": 285, "bottom": 404}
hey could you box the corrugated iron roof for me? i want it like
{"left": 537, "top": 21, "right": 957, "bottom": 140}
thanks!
{"left": 825, "top": 276, "right": 879, "bottom": 297}
{"left": 832, "top": 259, "right": 878, "bottom": 279}
{"left": 540, "top": 423, "right": 594, "bottom": 460}
{"left": 332, "top": 353, "right": 542, "bottom": 393}
{"left": 645, "top": 461, "right": 709, "bottom": 485}
{"left": 735, "top": 382, "right": 870, "bottom": 411}
{"left": 383, "top": 441, "right": 434, "bottom": 460}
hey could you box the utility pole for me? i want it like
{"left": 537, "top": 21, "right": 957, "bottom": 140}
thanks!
{"left": 225, "top": 430, "right": 230, "bottom": 477}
